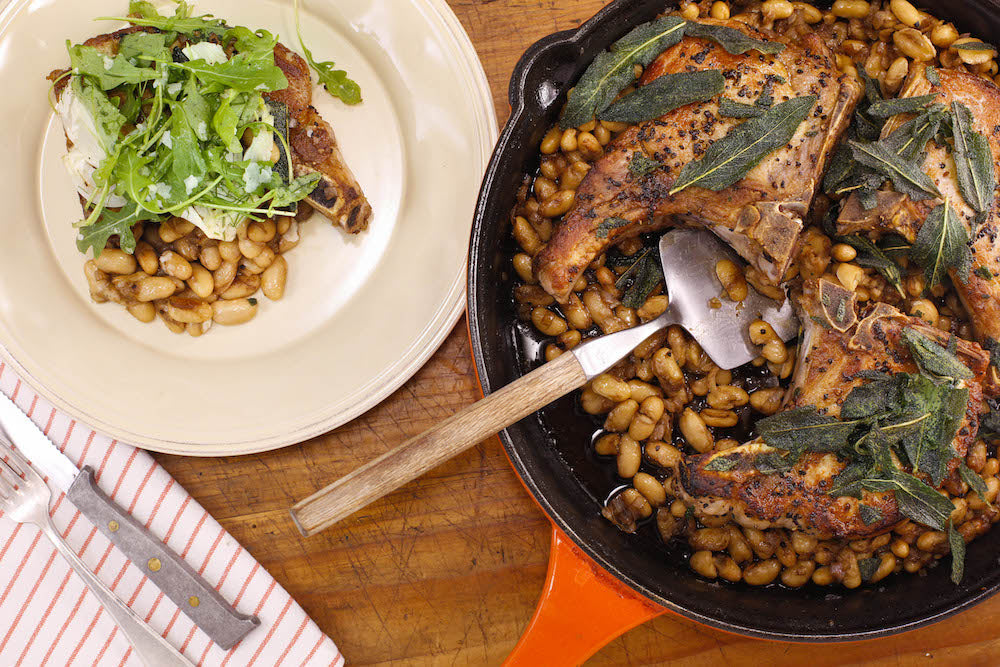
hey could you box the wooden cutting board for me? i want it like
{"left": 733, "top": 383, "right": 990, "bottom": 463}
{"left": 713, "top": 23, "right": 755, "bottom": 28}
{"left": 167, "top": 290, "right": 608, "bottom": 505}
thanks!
{"left": 153, "top": 1, "right": 1000, "bottom": 663}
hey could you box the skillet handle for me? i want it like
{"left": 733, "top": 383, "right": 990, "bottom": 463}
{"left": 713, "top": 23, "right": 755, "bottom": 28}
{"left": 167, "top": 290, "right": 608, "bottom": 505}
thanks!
{"left": 504, "top": 526, "right": 664, "bottom": 667}
{"left": 290, "top": 351, "right": 588, "bottom": 536}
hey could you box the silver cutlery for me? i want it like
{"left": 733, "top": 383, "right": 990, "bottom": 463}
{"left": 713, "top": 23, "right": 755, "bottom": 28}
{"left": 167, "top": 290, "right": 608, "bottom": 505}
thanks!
{"left": 0, "top": 436, "right": 191, "bottom": 666}
{"left": 0, "top": 391, "right": 259, "bottom": 649}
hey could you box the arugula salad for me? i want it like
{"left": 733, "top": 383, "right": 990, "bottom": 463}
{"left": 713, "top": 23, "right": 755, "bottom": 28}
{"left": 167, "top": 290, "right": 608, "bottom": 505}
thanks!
{"left": 51, "top": 0, "right": 361, "bottom": 258}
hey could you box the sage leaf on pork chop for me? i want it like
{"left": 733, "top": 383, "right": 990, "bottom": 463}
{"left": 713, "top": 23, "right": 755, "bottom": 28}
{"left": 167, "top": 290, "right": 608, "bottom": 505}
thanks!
{"left": 683, "top": 21, "right": 785, "bottom": 55}
{"left": 669, "top": 95, "right": 815, "bottom": 195}
{"left": 911, "top": 201, "right": 972, "bottom": 287}
{"left": 628, "top": 151, "right": 661, "bottom": 178}
{"left": 718, "top": 98, "right": 764, "bottom": 118}
{"left": 756, "top": 406, "right": 859, "bottom": 453}
{"left": 595, "top": 216, "right": 632, "bottom": 238}
{"left": 951, "top": 101, "right": 996, "bottom": 221}
{"left": 901, "top": 327, "right": 974, "bottom": 381}
{"left": 560, "top": 16, "right": 687, "bottom": 129}
{"left": 599, "top": 70, "right": 724, "bottom": 123}
{"left": 848, "top": 139, "right": 941, "bottom": 200}
{"left": 865, "top": 93, "right": 938, "bottom": 118}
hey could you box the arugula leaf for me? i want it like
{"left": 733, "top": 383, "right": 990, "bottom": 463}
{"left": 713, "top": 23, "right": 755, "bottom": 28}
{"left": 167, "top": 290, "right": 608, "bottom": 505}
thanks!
{"left": 949, "top": 521, "right": 966, "bottom": 584}
{"left": 901, "top": 327, "right": 974, "bottom": 381}
{"left": 118, "top": 31, "right": 171, "bottom": 63}
{"left": 77, "top": 201, "right": 158, "bottom": 257}
{"left": 848, "top": 139, "right": 941, "bottom": 200}
{"left": 911, "top": 202, "right": 972, "bottom": 287}
{"left": 756, "top": 406, "right": 858, "bottom": 453}
{"left": 670, "top": 96, "right": 815, "bottom": 194}
{"left": 67, "top": 44, "right": 161, "bottom": 90}
{"left": 865, "top": 94, "right": 938, "bottom": 118}
{"left": 599, "top": 70, "right": 724, "bottom": 124}
{"left": 293, "top": 0, "right": 362, "bottom": 105}
{"left": 951, "top": 101, "right": 996, "bottom": 221}
{"left": 560, "top": 16, "right": 686, "bottom": 128}
{"left": 628, "top": 151, "right": 660, "bottom": 178}
{"left": 175, "top": 54, "right": 288, "bottom": 93}
{"left": 683, "top": 21, "right": 784, "bottom": 55}
{"left": 595, "top": 217, "right": 632, "bottom": 238}
{"left": 838, "top": 234, "right": 904, "bottom": 295}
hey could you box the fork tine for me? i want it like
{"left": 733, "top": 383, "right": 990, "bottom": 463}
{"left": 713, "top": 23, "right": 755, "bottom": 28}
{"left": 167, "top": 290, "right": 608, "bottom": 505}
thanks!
{"left": 0, "top": 436, "right": 31, "bottom": 479}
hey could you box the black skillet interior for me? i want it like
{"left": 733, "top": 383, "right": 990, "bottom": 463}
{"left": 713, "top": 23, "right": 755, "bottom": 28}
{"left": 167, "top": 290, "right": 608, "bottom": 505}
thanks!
{"left": 469, "top": 0, "right": 1000, "bottom": 641}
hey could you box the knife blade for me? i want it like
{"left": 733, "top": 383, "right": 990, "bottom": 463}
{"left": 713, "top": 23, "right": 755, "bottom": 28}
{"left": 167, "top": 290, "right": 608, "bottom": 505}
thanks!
{"left": 0, "top": 392, "right": 259, "bottom": 650}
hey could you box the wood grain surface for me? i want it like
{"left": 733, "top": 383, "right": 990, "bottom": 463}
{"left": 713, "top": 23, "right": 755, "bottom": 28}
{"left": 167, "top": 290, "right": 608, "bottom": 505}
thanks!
{"left": 152, "top": 1, "right": 1000, "bottom": 664}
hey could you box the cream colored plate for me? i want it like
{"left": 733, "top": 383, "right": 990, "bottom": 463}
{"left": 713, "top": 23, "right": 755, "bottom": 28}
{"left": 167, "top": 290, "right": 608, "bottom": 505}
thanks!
{"left": 0, "top": 0, "right": 496, "bottom": 455}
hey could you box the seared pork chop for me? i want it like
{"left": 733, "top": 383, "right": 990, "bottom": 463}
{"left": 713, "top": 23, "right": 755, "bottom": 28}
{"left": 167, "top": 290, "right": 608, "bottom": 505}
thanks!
{"left": 676, "top": 278, "right": 990, "bottom": 538}
{"left": 534, "top": 18, "right": 861, "bottom": 302}
{"left": 837, "top": 68, "right": 1000, "bottom": 368}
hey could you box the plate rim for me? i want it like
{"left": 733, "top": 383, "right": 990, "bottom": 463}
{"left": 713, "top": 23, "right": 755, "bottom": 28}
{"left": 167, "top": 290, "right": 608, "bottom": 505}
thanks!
{"left": 0, "top": 0, "right": 497, "bottom": 457}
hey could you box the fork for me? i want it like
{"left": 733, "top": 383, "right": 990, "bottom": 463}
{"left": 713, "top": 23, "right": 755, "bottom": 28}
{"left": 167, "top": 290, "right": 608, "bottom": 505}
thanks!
{"left": 0, "top": 436, "right": 191, "bottom": 666}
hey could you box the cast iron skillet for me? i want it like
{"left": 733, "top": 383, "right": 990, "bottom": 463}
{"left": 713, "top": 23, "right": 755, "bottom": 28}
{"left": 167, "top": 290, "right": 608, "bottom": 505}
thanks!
{"left": 469, "top": 0, "right": 1000, "bottom": 641}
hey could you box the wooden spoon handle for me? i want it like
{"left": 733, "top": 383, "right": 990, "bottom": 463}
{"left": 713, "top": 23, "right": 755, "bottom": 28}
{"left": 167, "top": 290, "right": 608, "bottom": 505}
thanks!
{"left": 290, "top": 351, "right": 588, "bottom": 536}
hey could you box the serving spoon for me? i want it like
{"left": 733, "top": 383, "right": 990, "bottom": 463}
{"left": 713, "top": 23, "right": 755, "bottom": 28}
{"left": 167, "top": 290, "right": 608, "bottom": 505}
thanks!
{"left": 290, "top": 228, "right": 798, "bottom": 536}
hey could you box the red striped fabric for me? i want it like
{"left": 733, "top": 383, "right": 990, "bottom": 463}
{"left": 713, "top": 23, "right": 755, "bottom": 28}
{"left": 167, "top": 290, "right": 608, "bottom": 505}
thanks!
{"left": 0, "top": 364, "right": 343, "bottom": 666}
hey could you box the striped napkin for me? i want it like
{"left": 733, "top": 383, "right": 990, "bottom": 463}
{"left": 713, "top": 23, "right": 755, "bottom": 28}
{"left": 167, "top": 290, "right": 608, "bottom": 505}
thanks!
{"left": 0, "top": 361, "right": 344, "bottom": 667}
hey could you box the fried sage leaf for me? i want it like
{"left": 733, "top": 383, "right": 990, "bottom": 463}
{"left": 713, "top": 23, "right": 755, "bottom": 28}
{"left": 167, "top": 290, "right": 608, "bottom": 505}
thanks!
{"left": 600, "top": 70, "right": 724, "bottom": 123}
{"left": 704, "top": 455, "right": 739, "bottom": 472}
{"left": 683, "top": 21, "right": 785, "bottom": 55}
{"left": 718, "top": 98, "right": 764, "bottom": 118}
{"left": 863, "top": 470, "right": 955, "bottom": 531}
{"left": 615, "top": 248, "right": 663, "bottom": 308}
{"left": 911, "top": 202, "right": 972, "bottom": 287}
{"left": 901, "top": 327, "right": 974, "bottom": 381}
{"left": 756, "top": 405, "right": 858, "bottom": 453}
{"left": 859, "top": 505, "right": 883, "bottom": 526}
{"left": 595, "top": 217, "right": 632, "bottom": 239}
{"left": 959, "top": 461, "right": 990, "bottom": 503}
{"left": 882, "top": 104, "right": 948, "bottom": 162}
{"left": 839, "top": 234, "right": 905, "bottom": 295}
{"left": 926, "top": 65, "right": 941, "bottom": 85}
{"left": 560, "top": 16, "right": 687, "bottom": 129}
{"left": 865, "top": 93, "right": 938, "bottom": 118}
{"left": 949, "top": 521, "right": 966, "bottom": 584}
{"left": 628, "top": 151, "right": 660, "bottom": 178}
{"left": 848, "top": 139, "right": 941, "bottom": 200}
{"left": 670, "top": 95, "right": 815, "bottom": 194}
{"left": 951, "top": 101, "right": 996, "bottom": 221}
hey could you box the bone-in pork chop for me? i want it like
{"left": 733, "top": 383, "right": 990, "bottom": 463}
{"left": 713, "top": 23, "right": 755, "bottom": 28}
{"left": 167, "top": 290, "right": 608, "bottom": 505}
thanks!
{"left": 676, "top": 279, "right": 990, "bottom": 539}
{"left": 837, "top": 68, "right": 1000, "bottom": 367}
{"left": 533, "top": 18, "right": 861, "bottom": 302}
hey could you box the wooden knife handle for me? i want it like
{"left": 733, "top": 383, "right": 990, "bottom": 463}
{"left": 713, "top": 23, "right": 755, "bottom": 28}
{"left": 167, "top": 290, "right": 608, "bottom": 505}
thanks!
{"left": 290, "top": 351, "right": 587, "bottom": 536}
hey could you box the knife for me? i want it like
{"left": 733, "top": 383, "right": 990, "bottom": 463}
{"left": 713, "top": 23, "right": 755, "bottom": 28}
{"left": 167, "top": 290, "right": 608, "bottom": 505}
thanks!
{"left": 0, "top": 392, "right": 259, "bottom": 650}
